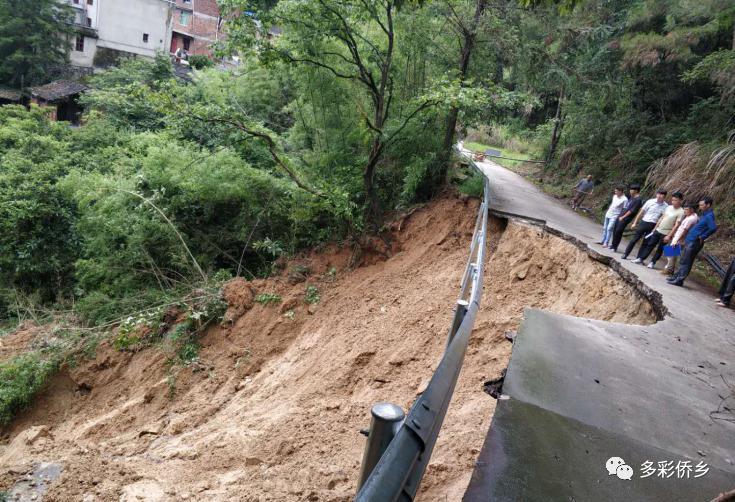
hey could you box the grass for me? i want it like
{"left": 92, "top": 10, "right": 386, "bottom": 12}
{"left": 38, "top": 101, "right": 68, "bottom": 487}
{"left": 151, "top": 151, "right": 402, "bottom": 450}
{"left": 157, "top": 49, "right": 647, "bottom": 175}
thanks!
{"left": 457, "top": 168, "right": 485, "bottom": 197}
{"left": 0, "top": 348, "right": 62, "bottom": 425}
{"left": 0, "top": 280, "right": 229, "bottom": 425}
{"left": 463, "top": 141, "right": 537, "bottom": 171}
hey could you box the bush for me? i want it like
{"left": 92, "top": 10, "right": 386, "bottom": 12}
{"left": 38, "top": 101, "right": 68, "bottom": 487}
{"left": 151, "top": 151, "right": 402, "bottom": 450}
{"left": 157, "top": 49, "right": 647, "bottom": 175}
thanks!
{"left": 0, "top": 106, "right": 78, "bottom": 309}
{"left": 0, "top": 352, "right": 60, "bottom": 425}
{"left": 457, "top": 169, "right": 485, "bottom": 197}
{"left": 305, "top": 285, "right": 320, "bottom": 304}
{"left": 188, "top": 55, "right": 215, "bottom": 70}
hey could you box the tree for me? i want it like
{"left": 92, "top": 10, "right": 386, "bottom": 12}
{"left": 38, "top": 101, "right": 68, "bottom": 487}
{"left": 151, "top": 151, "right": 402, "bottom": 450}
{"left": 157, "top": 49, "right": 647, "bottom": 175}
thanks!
{"left": 0, "top": 0, "right": 74, "bottom": 88}
{"left": 437, "top": 0, "right": 489, "bottom": 184}
{"left": 221, "top": 0, "right": 438, "bottom": 225}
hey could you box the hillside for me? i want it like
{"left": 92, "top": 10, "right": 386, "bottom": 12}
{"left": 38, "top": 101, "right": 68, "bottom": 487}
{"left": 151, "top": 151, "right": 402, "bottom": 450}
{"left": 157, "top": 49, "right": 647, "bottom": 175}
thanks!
{"left": 0, "top": 193, "right": 656, "bottom": 501}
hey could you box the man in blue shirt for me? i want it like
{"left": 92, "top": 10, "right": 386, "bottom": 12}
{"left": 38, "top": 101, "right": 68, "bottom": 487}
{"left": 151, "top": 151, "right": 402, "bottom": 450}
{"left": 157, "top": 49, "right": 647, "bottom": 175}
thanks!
{"left": 667, "top": 196, "right": 717, "bottom": 287}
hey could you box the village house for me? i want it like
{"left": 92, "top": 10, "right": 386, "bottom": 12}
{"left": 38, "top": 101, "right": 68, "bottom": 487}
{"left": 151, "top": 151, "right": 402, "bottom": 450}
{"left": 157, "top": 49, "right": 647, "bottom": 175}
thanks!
{"left": 67, "top": 0, "right": 176, "bottom": 68}
{"left": 29, "top": 80, "right": 88, "bottom": 125}
{"left": 65, "top": 0, "right": 224, "bottom": 70}
{"left": 170, "top": 0, "right": 225, "bottom": 57}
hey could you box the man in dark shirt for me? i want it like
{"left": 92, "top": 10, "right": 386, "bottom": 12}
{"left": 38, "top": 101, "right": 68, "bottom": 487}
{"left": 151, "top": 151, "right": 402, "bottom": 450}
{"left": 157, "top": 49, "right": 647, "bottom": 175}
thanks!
{"left": 610, "top": 184, "right": 642, "bottom": 253}
{"left": 716, "top": 257, "right": 735, "bottom": 308}
{"left": 667, "top": 196, "right": 717, "bottom": 287}
{"left": 571, "top": 175, "right": 594, "bottom": 210}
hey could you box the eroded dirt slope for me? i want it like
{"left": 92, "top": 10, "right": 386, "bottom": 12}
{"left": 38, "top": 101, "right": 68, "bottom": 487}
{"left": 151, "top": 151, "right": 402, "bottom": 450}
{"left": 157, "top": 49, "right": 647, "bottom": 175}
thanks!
{"left": 0, "top": 195, "right": 655, "bottom": 501}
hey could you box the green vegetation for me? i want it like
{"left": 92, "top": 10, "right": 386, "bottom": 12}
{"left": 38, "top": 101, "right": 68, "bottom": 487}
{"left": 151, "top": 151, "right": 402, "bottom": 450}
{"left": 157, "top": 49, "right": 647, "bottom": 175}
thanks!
{"left": 495, "top": 0, "right": 734, "bottom": 205}
{"left": 188, "top": 55, "right": 215, "bottom": 70}
{"left": 458, "top": 169, "right": 486, "bottom": 198}
{"left": 304, "top": 285, "right": 320, "bottom": 305}
{"left": 0, "top": 0, "right": 74, "bottom": 87}
{"left": 0, "top": 351, "right": 60, "bottom": 425}
{"left": 0, "top": 0, "right": 733, "bottom": 421}
{"left": 255, "top": 293, "right": 282, "bottom": 305}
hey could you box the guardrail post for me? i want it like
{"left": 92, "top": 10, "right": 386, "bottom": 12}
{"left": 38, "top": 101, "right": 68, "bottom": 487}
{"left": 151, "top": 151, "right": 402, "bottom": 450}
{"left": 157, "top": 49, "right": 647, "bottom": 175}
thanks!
{"left": 356, "top": 402, "right": 405, "bottom": 491}
{"left": 446, "top": 299, "right": 469, "bottom": 348}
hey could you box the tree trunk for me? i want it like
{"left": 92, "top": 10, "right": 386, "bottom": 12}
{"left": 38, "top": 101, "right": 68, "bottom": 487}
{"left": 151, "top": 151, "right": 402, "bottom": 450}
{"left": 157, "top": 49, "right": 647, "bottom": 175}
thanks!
{"left": 436, "top": 0, "right": 488, "bottom": 187}
{"left": 545, "top": 86, "right": 565, "bottom": 167}
{"left": 362, "top": 2, "right": 394, "bottom": 228}
{"left": 364, "top": 140, "right": 383, "bottom": 226}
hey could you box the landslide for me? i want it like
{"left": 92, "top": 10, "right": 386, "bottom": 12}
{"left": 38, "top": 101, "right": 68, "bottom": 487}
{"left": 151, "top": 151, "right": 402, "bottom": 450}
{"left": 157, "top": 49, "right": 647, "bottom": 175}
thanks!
{"left": 0, "top": 193, "right": 656, "bottom": 501}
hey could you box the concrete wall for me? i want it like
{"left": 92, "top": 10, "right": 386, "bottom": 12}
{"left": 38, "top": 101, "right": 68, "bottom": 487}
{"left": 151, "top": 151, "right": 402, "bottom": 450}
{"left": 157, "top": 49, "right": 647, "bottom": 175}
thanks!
{"left": 96, "top": 0, "right": 172, "bottom": 58}
{"left": 70, "top": 36, "right": 98, "bottom": 67}
{"left": 67, "top": 0, "right": 100, "bottom": 67}
{"left": 171, "top": 0, "right": 222, "bottom": 56}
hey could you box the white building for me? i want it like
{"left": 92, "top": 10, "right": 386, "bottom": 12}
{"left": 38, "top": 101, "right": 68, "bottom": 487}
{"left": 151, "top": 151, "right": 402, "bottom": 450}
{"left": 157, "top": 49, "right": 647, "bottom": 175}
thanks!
{"left": 67, "top": 0, "right": 174, "bottom": 68}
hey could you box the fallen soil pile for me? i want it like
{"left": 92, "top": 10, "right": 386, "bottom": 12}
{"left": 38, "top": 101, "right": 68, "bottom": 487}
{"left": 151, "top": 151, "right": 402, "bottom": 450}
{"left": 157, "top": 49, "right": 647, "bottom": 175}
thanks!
{"left": 0, "top": 194, "right": 655, "bottom": 501}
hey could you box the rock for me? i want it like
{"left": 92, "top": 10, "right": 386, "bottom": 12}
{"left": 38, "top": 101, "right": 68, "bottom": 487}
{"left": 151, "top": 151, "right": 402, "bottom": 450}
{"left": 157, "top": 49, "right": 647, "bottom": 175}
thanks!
{"left": 236, "top": 377, "right": 252, "bottom": 390}
{"left": 287, "top": 264, "right": 311, "bottom": 284}
{"left": 307, "top": 305, "right": 317, "bottom": 315}
{"left": 512, "top": 263, "right": 530, "bottom": 280}
{"left": 195, "top": 480, "right": 211, "bottom": 493}
{"left": 245, "top": 457, "right": 264, "bottom": 466}
{"left": 415, "top": 377, "right": 431, "bottom": 395}
{"left": 280, "top": 297, "right": 299, "bottom": 313}
{"left": 120, "top": 480, "right": 165, "bottom": 501}
{"left": 138, "top": 422, "right": 163, "bottom": 437}
{"left": 23, "top": 426, "right": 52, "bottom": 445}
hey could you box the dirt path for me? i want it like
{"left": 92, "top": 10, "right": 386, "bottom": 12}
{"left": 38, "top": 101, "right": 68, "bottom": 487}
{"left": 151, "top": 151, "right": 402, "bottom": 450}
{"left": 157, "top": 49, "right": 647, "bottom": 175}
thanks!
{"left": 0, "top": 194, "right": 655, "bottom": 501}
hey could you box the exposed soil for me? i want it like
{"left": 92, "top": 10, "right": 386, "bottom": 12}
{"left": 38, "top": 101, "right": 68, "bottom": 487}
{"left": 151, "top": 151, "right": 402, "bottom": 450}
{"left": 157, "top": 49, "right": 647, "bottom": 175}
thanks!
{"left": 0, "top": 193, "right": 655, "bottom": 501}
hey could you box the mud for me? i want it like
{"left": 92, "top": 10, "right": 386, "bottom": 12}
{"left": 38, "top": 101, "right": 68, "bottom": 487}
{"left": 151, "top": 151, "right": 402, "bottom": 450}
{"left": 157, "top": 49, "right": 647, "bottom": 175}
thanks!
{"left": 0, "top": 194, "right": 655, "bottom": 501}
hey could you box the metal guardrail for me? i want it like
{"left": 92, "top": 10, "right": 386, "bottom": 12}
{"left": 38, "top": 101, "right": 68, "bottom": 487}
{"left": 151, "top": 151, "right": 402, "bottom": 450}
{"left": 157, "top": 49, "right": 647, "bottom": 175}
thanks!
{"left": 702, "top": 253, "right": 726, "bottom": 280}
{"left": 355, "top": 155, "right": 490, "bottom": 501}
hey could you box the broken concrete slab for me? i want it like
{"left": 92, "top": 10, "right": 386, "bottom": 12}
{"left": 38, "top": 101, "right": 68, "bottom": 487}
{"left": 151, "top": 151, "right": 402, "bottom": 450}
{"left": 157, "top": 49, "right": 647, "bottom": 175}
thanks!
{"left": 464, "top": 398, "right": 734, "bottom": 502}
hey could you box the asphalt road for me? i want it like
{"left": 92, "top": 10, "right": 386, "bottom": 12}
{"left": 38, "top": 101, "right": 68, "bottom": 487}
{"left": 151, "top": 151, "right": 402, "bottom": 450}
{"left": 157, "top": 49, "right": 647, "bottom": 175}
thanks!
{"left": 462, "top": 151, "right": 735, "bottom": 501}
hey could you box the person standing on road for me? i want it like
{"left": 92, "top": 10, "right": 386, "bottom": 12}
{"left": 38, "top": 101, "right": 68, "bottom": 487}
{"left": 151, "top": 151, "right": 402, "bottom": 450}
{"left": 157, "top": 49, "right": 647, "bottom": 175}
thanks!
{"left": 621, "top": 189, "right": 668, "bottom": 260}
{"left": 599, "top": 186, "right": 627, "bottom": 247}
{"left": 668, "top": 196, "right": 717, "bottom": 287}
{"left": 716, "top": 257, "right": 735, "bottom": 308}
{"left": 633, "top": 191, "right": 684, "bottom": 267}
{"left": 610, "top": 184, "right": 642, "bottom": 252}
{"left": 571, "top": 175, "right": 594, "bottom": 211}
{"left": 662, "top": 203, "right": 698, "bottom": 275}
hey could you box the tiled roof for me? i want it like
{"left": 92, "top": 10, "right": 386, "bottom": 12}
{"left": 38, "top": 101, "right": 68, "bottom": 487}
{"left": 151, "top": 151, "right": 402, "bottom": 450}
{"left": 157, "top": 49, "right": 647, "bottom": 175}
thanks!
{"left": 0, "top": 87, "right": 22, "bottom": 101}
{"left": 29, "top": 80, "right": 88, "bottom": 102}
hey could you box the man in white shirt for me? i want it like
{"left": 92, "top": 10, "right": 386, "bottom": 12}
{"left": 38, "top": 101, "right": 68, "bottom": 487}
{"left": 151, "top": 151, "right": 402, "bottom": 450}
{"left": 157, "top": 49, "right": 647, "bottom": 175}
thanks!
{"left": 633, "top": 191, "right": 684, "bottom": 267}
{"left": 622, "top": 189, "right": 668, "bottom": 260}
{"left": 599, "top": 185, "right": 627, "bottom": 247}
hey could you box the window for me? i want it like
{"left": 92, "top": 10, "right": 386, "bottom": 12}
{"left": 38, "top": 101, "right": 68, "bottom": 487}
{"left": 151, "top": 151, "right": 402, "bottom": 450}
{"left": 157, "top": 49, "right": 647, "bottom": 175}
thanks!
{"left": 143, "top": 33, "right": 149, "bottom": 43}
{"left": 75, "top": 35, "right": 84, "bottom": 51}
{"left": 179, "top": 9, "right": 191, "bottom": 26}
{"left": 87, "top": 0, "right": 93, "bottom": 4}
{"left": 182, "top": 0, "right": 192, "bottom": 3}
{"left": 73, "top": 0, "right": 80, "bottom": 4}
{"left": 86, "top": 17, "right": 92, "bottom": 27}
